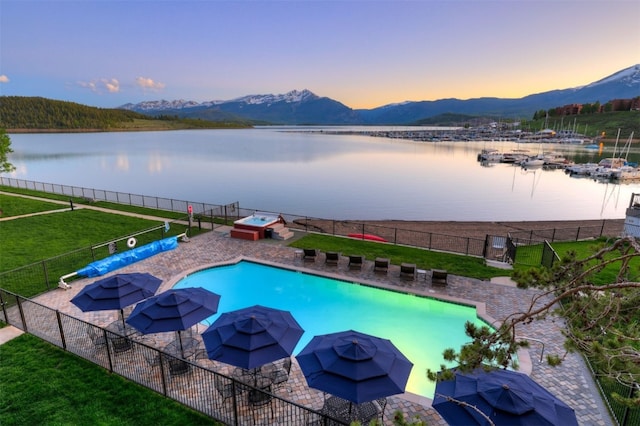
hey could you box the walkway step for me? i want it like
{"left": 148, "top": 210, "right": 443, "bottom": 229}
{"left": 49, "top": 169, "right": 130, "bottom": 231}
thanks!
{"left": 0, "top": 326, "right": 24, "bottom": 344}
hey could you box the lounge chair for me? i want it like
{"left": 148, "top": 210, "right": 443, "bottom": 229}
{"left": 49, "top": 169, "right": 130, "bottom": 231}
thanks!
{"left": 348, "top": 255, "right": 365, "bottom": 270}
{"left": 374, "top": 258, "right": 390, "bottom": 274}
{"left": 431, "top": 269, "right": 448, "bottom": 286}
{"left": 325, "top": 251, "right": 341, "bottom": 266}
{"left": 399, "top": 263, "right": 417, "bottom": 281}
{"left": 303, "top": 248, "right": 319, "bottom": 262}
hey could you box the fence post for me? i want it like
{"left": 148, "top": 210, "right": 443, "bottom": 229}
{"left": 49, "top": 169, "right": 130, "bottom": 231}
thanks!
{"left": 231, "top": 381, "right": 240, "bottom": 426}
{"left": 16, "top": 297, "right": 28, "bottom": 333}
{"left": 621, "top": 384, "right": 634, "bottom": 426}
{"left": 56, "top": 311, "right": 67, "bottom": 350}
{"left": 551, "top": 228, "right": 556, "bottom": 242}
{"left": 576, "top": 227, "right": 581, "bottom": 241}
{"left": 42, "top": 260, "right": 51, "bottom": 291}
{"left": 483, "top": 235, "right": 489, "bottom": 258}
{"left": 0, "top": 291, "right": 6, "bottom": 323}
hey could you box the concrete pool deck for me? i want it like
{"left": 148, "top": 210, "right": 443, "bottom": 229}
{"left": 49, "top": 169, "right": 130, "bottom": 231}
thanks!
{"left": 32, "top": 227, "right": 613, "bottom": 425}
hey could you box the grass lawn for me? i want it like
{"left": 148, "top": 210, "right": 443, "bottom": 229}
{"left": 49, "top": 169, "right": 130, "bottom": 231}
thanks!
{"left": 0, "top": 209, "right": 164, "bottom": 272}
{"left": 290, "top": 233, "right": 510, "bottom": 281}
{"left": 0, "top": 193, "right": 67, "bottom": 216}
{"left": 0, "top": 334, "right": 221, "bottom": 426}
{"left": 551, "top": 238, "right": 640, "bottom": 285}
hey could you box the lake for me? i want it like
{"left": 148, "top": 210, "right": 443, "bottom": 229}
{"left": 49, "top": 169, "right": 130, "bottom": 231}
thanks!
{"left": 4, "top": 127, "right": 640, "bottom": 221}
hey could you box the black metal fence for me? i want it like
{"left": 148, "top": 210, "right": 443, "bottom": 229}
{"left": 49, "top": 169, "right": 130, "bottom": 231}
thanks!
{"left": 0, "top": 224, "right": 187, "bottom": 297}
{"left": 1, "top": 177, "right": 622, "bottom": 263}
{"left": 0, "top": 177, "right": 240, "bottom": 220}
{"left": 0, "top": 287, "right": 348, "bottom": 426}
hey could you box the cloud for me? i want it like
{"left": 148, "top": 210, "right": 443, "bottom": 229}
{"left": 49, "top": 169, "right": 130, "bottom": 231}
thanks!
{"left": 0, "top": 75, "right": 9, "bottom": 83}
{"left": 77, "top": 78, "right": 120, "bottom": 94}
{"left": 135, "top": 77, "right": 166, "bottom": 91}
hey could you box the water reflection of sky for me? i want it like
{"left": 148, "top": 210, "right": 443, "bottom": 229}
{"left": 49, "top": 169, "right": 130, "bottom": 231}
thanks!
{"left": 5, "top": 129, "right": 639, "bottom": 221}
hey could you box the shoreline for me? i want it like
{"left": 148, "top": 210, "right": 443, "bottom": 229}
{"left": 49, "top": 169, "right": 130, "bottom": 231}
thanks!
{"left": 316, "top": 218, "right": 625, "bottom": 239}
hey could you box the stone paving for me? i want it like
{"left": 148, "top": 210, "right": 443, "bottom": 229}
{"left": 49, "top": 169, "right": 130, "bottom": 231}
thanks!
{"left": 30, "top": 227, "right": 614, "bottom": 425}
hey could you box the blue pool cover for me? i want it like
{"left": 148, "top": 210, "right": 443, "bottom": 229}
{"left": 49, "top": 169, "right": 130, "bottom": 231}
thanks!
{"left": 76, "top": 236, "right": 178, "bottom": 278}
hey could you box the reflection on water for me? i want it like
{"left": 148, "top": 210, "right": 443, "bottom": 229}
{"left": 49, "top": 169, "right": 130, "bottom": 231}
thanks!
{"left": 4, "top": 128, "right": 640, "bottom": 221}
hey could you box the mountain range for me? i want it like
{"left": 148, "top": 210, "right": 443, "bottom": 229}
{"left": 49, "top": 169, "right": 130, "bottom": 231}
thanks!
{"left": 120, "top": 64, "right": 640, "bottom": 125}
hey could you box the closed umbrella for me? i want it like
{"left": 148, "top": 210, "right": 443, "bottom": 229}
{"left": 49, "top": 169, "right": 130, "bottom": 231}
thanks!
{"left": 432, "top": 368, "right": 578, "bottom": 425}
{"left": 71, "top": 272, "right": 162, "bottom": 332}
{"left": 202, "top": 305, "right": 304, "bottom": 370}
{"left": 126, "top": 287, "right": 220, "bottom": 358}
{"left": 296, "top": 329, "right": 413, "bottom": 404}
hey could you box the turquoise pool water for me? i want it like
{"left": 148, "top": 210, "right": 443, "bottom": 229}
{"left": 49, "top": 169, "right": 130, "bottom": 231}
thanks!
{"left": 174, "top": 260, "right": 486, "bottom": 398}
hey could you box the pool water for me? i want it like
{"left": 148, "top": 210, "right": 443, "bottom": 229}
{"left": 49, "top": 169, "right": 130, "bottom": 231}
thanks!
{"left": 174, "top": 260, "right": 487, "bottom": 398}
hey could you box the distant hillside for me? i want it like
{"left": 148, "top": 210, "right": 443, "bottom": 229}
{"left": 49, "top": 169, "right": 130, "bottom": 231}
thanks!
{"left": 120, "top": 64, "right": 640, "bottom": 125}
{"left": 0, "top": 96, "right": 252, "bottom": 131}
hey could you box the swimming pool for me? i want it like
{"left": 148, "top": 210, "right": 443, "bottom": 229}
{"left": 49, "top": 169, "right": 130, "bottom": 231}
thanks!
{"left": 173, "top": 260, "right": 488, "bottom": 399}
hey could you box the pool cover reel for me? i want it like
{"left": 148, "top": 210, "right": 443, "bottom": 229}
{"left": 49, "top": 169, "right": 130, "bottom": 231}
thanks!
{"left": 58, "top": 236, "right": 180, "bottom": 289}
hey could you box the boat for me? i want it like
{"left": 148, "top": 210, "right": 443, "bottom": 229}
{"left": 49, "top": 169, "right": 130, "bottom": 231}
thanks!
{"left": 478, "top": 149, "right": 503, "bottom": 162}
{"left": 542, "top": 152, "right": 571, "bottom": 166}
{"left": 610, "top": 166, "right": 640, "bottom": 181}
{"left": 520, "top": 155, "right": 544, "bottom": 168}
{"left": 347, "top": 233, "right": 387, "bottom": 242}
{"left": 501, "top": 149, "right": 530, "bottom": 164}
{"left": 566, "top": 163, "right": 599, "bottom": 176}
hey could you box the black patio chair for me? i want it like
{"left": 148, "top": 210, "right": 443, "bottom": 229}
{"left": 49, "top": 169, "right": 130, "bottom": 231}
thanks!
{"left": 167, "top": 356, "right": 192, "bottom": 377}
{"left": 303, "top": 249, "right": 318, "bottom": 262}
{"left": 268, "top": 357, "right": 292, "bottom": 390}
{"left": 324, "top": 251, "right": 341, "bottom": 266}
{"left": 87, "top": 326, "right": 107, "bottom": 348}
{"left": 348, "top": 255, "right": 365, "bottom": 270}
{"left": 110, "top": 336, "right": 133, "bottom": 354}
{"left": 374, "top": 258, "right": 390, "bottom": 274}
{"left": 400, "top": 263, "right": 417, "bottom": 281}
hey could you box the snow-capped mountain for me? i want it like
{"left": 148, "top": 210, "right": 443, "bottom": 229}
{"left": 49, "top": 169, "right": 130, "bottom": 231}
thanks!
{"left": 584, "top": 64, "right": 640, "bottom": 88}
{"left": 230, "top": 89, "right": 319, "bottom": 105}
{"left": 119, "top": 90, "right": 319, "bottom": 112}
{"left": 119, "top": 99, "right": 204, "bottom": 112}
{"left": 119, "top": 65, "right": 639, "bottom": 125}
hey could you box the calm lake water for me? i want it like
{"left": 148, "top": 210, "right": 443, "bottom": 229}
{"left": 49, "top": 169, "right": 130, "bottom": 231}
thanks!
{"left": 5, "top": 127, "right": 640, "bottom": 221}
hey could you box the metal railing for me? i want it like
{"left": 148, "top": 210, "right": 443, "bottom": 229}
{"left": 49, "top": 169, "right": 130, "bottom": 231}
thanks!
{"left": 1, "top": 177, "right": 622, "bottom": 263}
{"left": 0, "top": 287, "right": 349, "bottom": 426}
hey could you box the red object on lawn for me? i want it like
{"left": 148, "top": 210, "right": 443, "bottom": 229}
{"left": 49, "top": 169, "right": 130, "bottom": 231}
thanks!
{"left": 347, "top": 233, "right": 387, "bottom": 242}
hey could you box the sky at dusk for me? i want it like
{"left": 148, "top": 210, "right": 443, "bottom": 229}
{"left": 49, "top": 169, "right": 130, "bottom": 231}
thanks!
{"left": 1, "top": 0, "right": 638, "bottom": 110}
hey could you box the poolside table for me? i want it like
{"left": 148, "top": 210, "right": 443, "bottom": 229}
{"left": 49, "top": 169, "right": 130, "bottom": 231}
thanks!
{"left": 164, "top": 337, "right": 200, "bottom": 359}
{"left": 320, "top": 396, "right": 379, "bottom": 425}
{"left": 106, "top": 320, "right": 139, "bottom": 337}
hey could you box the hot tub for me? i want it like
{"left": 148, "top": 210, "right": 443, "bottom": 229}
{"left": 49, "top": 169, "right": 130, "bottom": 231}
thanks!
{"left": 233, "top": 212, "right": 282, "bottom": 239}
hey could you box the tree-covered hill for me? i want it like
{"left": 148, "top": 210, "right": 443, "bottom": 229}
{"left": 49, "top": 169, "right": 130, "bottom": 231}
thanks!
{"left": 0, "top": 96, "right": 252, "bottom": 131}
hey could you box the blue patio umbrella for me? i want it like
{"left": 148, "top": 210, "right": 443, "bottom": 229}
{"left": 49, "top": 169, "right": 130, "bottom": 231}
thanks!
{"left": 432, "top": 368, "right": 578, "bottom": 426}
{"left": 70, "top": 272, "right": 162, "bottom": 331}
{"left": 202, "top": 305, "right": 304, "bottom": 370}
{"left": 296, "top": 329, "right": 413, "bottom": 404}
{"left": 126, "top": 287, "right": 221, "bottom": 357}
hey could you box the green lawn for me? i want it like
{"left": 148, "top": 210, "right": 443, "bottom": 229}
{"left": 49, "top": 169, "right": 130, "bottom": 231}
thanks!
{"left": 0, "top": 193, "right": 67, "bottom": 216}
{"left": 290, "top": 233, "right": 510, "bottom": 281}
{"left": 0, "top": 334, "right": 220, "bottom": 426}
{"left": 0, "top": 209, "right": 164, "bottom": 272}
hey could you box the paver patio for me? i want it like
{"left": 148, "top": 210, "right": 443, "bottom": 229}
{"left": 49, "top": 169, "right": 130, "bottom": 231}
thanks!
{"left": 31, "top": 227, "right": 613, "bottom": 425}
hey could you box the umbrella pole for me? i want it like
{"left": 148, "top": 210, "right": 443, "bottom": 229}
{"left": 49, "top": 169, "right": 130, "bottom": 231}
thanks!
{"left": 120, "top": 309, "right": 126, "bottom": 333}
{"left": 178, "top": 330, "right": 185, "bottom": 359}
